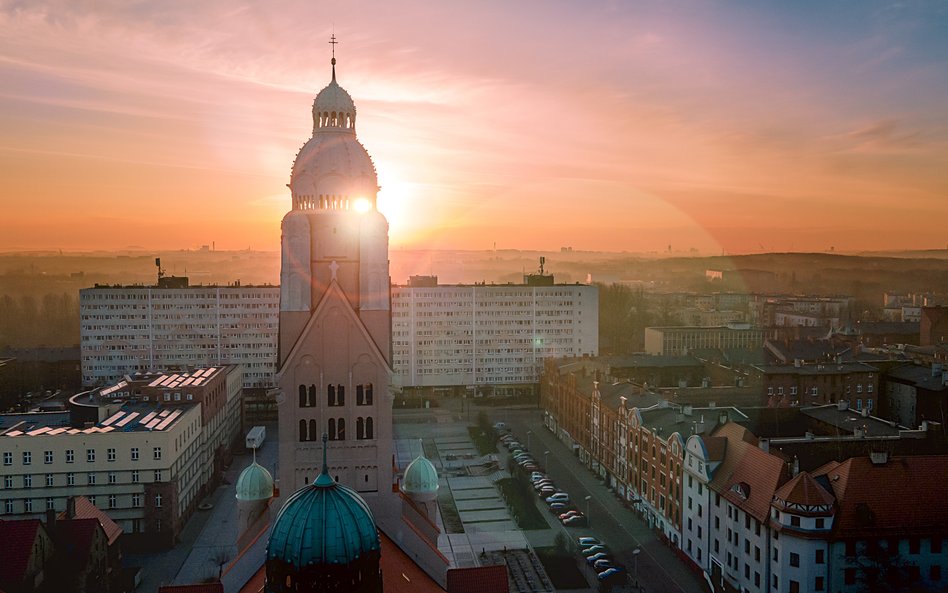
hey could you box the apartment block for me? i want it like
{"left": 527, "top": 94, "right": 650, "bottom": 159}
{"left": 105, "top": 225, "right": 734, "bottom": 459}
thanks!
{"left": 80, "top": 281, "right": 278, "bottom": 388}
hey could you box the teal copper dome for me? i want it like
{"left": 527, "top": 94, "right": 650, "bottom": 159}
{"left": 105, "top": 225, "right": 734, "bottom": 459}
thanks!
{"left": 402, "top": 454, "right": 439, "bottom": 498}
{"left": 267, "top": 442, "right": 379, "bottom": 567}
{"left": 236, "top": 455, "right": 274, "bottom": 502}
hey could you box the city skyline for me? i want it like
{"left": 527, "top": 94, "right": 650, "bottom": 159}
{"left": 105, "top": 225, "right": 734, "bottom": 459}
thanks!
{"left": 2, "top": 0, "right": 947, "bottom": 254}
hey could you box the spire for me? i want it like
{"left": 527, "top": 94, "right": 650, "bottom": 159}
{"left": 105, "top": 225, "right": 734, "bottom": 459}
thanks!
{"left": 329, "top": 34, "right": 338, "bottom": 82}
{"left": 315, "top": 432, "right": 334, "bottom": 487}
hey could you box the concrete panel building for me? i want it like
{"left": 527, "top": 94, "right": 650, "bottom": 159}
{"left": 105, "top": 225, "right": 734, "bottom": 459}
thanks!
{"left": 645, "top": 323, "right": 763, "bottom": 357}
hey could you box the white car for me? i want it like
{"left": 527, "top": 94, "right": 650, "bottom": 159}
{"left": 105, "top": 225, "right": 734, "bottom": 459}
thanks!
{"left": 545, "top": 492, "right": 570, "bottom": 504}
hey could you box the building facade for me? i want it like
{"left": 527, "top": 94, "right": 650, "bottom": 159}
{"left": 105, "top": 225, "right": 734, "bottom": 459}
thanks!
{"left": 80, "top": 283, "right": 278, "bottom": 388}
{"left": 0, "top": 366, "right": 242, "bottom": 548}
{"left": 645, "top": 324, "right": 764, "bottom": 356}
{"left": 753, "top": 362, "right": 879, "bottom": 409}
{"left": 392, "top": 278, "right": 598, "bottom": 394}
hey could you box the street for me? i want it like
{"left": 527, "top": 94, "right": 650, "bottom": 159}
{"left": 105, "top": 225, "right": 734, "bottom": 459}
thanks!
{"left": 495, "top": 407, "right": 709, "bottom": 593}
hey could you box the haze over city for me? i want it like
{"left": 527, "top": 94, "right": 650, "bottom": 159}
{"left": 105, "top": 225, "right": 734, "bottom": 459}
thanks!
{"left": 2, "top": 0, "right": 947, "bottom": 255}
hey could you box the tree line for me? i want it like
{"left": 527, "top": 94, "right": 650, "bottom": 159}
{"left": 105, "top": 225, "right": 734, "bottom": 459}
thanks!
{"left": 0, "top": 293, "right": 80, "bottom": 348}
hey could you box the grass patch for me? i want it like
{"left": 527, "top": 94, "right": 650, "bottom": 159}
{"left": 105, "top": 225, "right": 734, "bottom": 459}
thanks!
{"left": 437, "top": 487, "right": 465, "bottom": 534}
{"left": 534, "top": 547, "right": 588, "bottom": 589}
{"left": 467, "top": 426, "right": 497, "bottom": 456}
{"left": 496, "top": 477, "right": 548, "bottom": 530}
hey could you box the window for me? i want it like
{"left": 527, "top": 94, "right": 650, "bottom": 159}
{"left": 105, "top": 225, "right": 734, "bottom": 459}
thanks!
{"left": 67, "top": 473, "right": 75, "bottom": 486}
{"left": 3, "top": 476, "right": 11, "bottom": 489}
{"left": 131, "top": 447, "right": 139, "bottom": 461}
{"left": 45, "top": 474, "right": 53, "bottom": 487}
{"left": 156, "top": 518, "right": 162, "bottom": 532}
{"left": 154, "top": 470, "right": 162, "bottom": 482}
{"left": 66, "top": 449, "right": 74, "bottom": 463}
{"left": 789, "top": 580, "right": 800, "bottom": 593}
{"left": 88, "top": 473, "right": 96, "bottom": 485}
{"left": 790, "top": 552, "right": 800, "bottom": 567}
{"left": 23, "top": 451, "right": 31, "bottom": 465}
{"left": 933, "top": 538, "right": 944, "bottom": 554}
{"left": 4, "top": 499, "right": 12, "bottom": 514}
{"left": 24, "top": 499, "right": 33, "bottom": 513}
{"left": 845, "top": 540, "right": 856, "bottom": 556}
{"left": 155, "top": 493, "right": 162, "bottom": 508}
{"left": 88, "top": 495, "right": 95, "bottom": 506}
{"left": 87, "top": 449, "right": 95, "bottom": 463}
{"left": 910, "top": 538, "right": 920, "bottom": 554}
{"left": 132, "top": 493, "right": 141, "bottom": 508}
{"left": 109, "top": 494, "right": 117, "bottom": 509}
{"left": 107, "top": 448, "right": 116, "bottom": 462}
{"left": 816, "top": 549, "right": 825, "bottom": 564}
{"left": 844, "top": 569, "right": 856, "bottom": 585}
{"left": 756, "top": 546, "right": 761, "bottom": 562}
{"left": 932, "top": 565, "right": 941, "bottom": 581}
{"left": 44, "top": 451, "right": 53, "bottom": 464}
{"left": 755, "top": 572, "right": 760, "bottom": 588}
{"left": 108, "top": 471, "right": 117, "bottom": 484}
{"left": 790, "top": 515, "right": 801, "bottom": 527}
{"left": 815, "top": 518, "right": 824, "bottom": 529}
{"left": 2, "top": 451, "right": 10, "bottom": 466}
{"left": 153, "top": 447, "right": 162, "bottom": 460}
{"left": 772, "top": 575, "right": 778, "bottom": 590}
{"left": 24, "top": 474, "right": 32, "bottom": 489}
{"left": 815, "top": 576, "right": 825, "bottom": 591}
{"left": 132, "top": 470, "right": 139, "bottom": 483}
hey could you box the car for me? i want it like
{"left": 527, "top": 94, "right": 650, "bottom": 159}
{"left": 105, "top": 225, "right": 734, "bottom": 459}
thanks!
{"left": 582, "top": 545, "right": 607, "bottom": 556}
{"left": 549, "top": 502, "right": 570, "bottom": 513}
{"left": 545, "top": 492, "right": 569, "bottom": 504}
{"left": 507, "top": 442, "right": 522, "bottom": 450}
{"left": 586, "top": 552, "right": 610, "bottom": 565}
{"left": 563, "top": 515, "right": 587, "bottom": 526}
{"left": 577, "top": 537, "right": 601, "bottom": 547}
{"left": 493, "top": 422, "right": 507, "bottom": 431}
{"left": 522, "top": 463, "right": 539, "bottom": 471}
{"left": 530, "top": 472, "right": 545, "bottom": 482}
{"left": 559, "top": 510, "right": 581, "bottom": 520}
{"left": 534, "top": 479, "right": 554, "bottom": 490}
{"left": 594, "top": 559, "right": 618, "bottom": 571}
{"left": 500, "top": 435, "right": 515, "bottom": 444}
{"left": 597, "top": 567, "right": 625, "bottom": 581}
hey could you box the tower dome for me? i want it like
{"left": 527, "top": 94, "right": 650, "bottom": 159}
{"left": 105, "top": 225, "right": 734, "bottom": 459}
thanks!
{"left": 266, "top": 436, "right": 382, "bottom": 592}
{"left": 402, "top": 454, "right": 439, "bottom": 501}
{"left": 290, "top": 44, "right": 378, "bottom": 212}
{"left": 235, "top": 455, "right": 274, "bottom": 502}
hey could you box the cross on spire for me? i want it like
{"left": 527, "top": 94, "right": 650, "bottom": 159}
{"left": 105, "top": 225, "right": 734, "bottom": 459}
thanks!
{"left": 321, "top": 432, "right": 329, "bottom": 475}
{"left": 329, "top": 34, "right": 338, "bottom": 81}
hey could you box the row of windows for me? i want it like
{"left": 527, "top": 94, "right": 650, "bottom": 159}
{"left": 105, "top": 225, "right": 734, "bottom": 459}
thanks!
{"left": 3, "top": 468, "right": 161, "bottom": 488}
{"left": 298, "top": 417, "right": 375, "bottom": 441}
{"left": 3, "top": 447, "right": 159, "bottom": 466}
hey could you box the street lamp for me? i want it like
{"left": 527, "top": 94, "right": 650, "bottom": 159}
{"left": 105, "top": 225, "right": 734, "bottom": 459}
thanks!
{"left": 632, "top": 547, "right": 641, "bottom": 586}
{"left": 584, "top": 495, "right": 592, "bottom": 526}
{"left": 544, "top": 450, "right": 550, "bottom": 471}
{"left": 527, "top": 430, "right": 532, "bottom": 451}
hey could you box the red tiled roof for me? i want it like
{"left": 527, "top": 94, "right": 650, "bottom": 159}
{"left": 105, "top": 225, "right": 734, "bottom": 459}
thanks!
{"left": 159, "top": 584, "right": 224, "bottom": 593}
{"left": 0, "top": 519, "right": 44, "bottom": 583}
{"left": 773, "top": 472, "right": 835, "bottom": 512}
{"left": 59, "top": 496, "right": 122, "bottom": 545}
{"left": 710, "top": 423, "right": 789, "bottom": 523}
{"left": 447, "top": 565, "right": 509, "bottom": 593}
{"left": 814, "top": 455, "right": 948, "bottom": 538}
{"left": 703, "top": 436, "right": 727, "bottom": 461}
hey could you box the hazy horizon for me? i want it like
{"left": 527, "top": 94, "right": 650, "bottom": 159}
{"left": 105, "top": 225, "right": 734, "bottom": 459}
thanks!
{"left": 2, "top": 1, "right": 947, "bottom": 254}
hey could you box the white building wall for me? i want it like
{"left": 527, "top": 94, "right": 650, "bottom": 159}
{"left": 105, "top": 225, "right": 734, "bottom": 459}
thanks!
{"left": 392, "top": 284, "right": 598, "bottom": 387}
{"left": 80, "top": 286, "right": 279, "bottom": 388}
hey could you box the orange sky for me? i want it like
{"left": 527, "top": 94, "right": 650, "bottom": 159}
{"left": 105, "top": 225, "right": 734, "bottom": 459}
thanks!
{"left": 1, "top": 1, "right": 946, "bottom": 255}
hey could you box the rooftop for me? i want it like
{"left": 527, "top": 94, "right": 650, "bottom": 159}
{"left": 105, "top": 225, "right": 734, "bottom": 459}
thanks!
{"left": 0, "top": 402, "right": 194, "bottom": 438}
{"left": 801, "top": 404, "right": 904, "bottom": 437}
{"left": 886, "top": 363, "right": 948, "bottom": 392}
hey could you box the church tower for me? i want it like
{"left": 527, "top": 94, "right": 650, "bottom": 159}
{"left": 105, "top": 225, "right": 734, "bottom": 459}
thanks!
{"left": 276, "top": 38, "right": 393, "bottom": 505}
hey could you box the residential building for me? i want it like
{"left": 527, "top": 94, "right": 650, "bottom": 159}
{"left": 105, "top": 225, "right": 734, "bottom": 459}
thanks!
{"left": 0, "top": 365, "right": 242, "bottom": 549}
{"left": 921, "top": 306, "right": 948, "bottom": 347}
{"left": 883, "top": 363, "right": 948, "bottom": 428}
{"left": 0, "top": 518, "right": 55, "bottom": 593}
{"left": 644, "top": 323, "right": 763, "bottom": 356}
{"left": 752, "top": 362, "right": 879, "bottom": 408}
{"left": 392, "top": 276, "right": 598, "bottom": 396}
{"left": 80, "top": 282, "right": 278, "bottom": 388}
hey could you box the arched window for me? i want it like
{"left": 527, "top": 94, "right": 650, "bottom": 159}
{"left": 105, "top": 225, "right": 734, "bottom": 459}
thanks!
{"left": 298, "top": 419, "right": 307, "bottom": 442}
{"left": 327, "top": 418, "right": 336, "bottom": 441}
{"left": 327, "top": 384, "right": 336, "bottom": 406}
{"left": 356, "top": 417, "right": 364, "bottom": 440}
{"left": 365, "top": 417, "right": 374, "bottom": 440}
{"left": 308, "top": 385, "right": 316, "bottom": 407}
{"left": 337, "top": 385, "right": 345, "bottom": 406}
{"left": 309, "top": 419, "right": 317, "bottom": 442}
{"left": 337, "top": 418, "right": 346, "bottom": 441}
{"left": 356, "top": 384, "right": 364, "bottom": 405}
{"left": 365, "top": 383, "right": 373, "bottom": 406}
{"left": 298, "top": 385, "right": 306, "bottom": 407}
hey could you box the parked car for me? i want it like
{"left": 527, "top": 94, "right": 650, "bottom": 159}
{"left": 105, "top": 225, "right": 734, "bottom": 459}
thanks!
{"left": 534, "top": 479, "right": 554, "bottom": 490}
{"left": 594, "top": 559, "right": 618, "bottom": 571}
{"left": 549, "top": 502, "right": 570, "bottom": 513}
{"left": 597, "top": 567, "right": 625, "bottom": 581}
{"left": 563, "top": 515, "right": 587, "bottom": 526}
{"left": 493, "top": 422, "right": 507, "bottom": 431}
{"left": 522, "top": 463, "right": 539, "bottom": 471}
{"left": 577, "top": 537, "right": 600, "bottom": 547}
{"left": 530, "top": 472, "right": 545, "bottom": 482}
{"left": 586, "top": 552, "right": 610, "bottom": 565}
{"left": 559, "top": 510, "right": 581, "bottom": 520}
{"left": 545, "top": 492, "right": 570, "bottom": 504}
{"left": 582, "top": 545, "right": 607, "bottom": 556}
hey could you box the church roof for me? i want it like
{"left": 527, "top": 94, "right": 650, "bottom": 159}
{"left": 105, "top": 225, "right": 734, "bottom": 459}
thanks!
{"left": 236, "top": 457, "right": 274, "bottom": 502}
{"left": 267, "top": 439, "right": 380, "bottom": 567}
{"left": 403, "top": 454, "right": 439, "bottom": 495}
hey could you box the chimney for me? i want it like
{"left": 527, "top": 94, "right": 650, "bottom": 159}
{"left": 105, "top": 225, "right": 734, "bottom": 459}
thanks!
{"left": 45, "top": 509, "right": 57, "bottom": 532}
{"left": 718, "top": 411, "right": 728, "bottom": 426}
{"left": 837, "top": 400, "right": 849, "bottom": 411}
{"left": 861, "top": 407, "right": 870, "bottom": 418}
{"left": 683, "top": 404, "right": 693, "bottom": 417}
{"left": 66, "top": 496, "right": 77, "bottom": 518}
{"left": 791, "top": 456, "right": 800, "bottom": 476}
{"left": 759, "top": 438, "right": 770, "bottom": 453}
